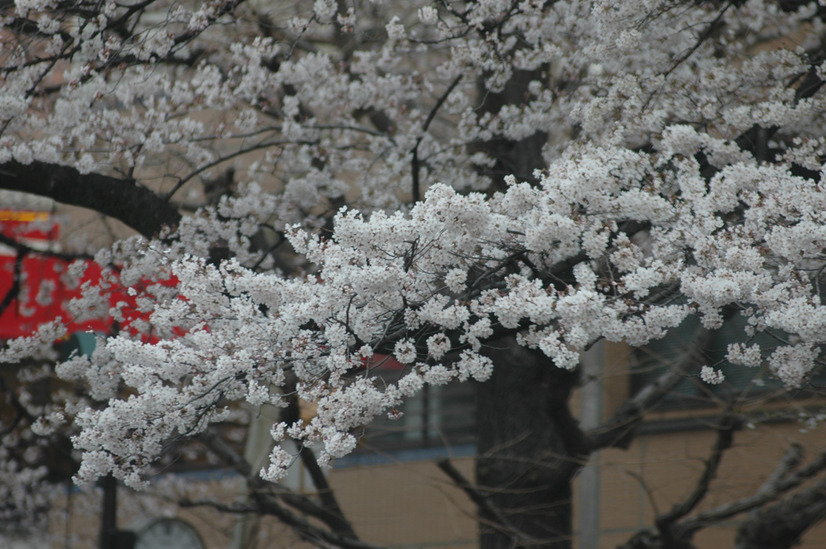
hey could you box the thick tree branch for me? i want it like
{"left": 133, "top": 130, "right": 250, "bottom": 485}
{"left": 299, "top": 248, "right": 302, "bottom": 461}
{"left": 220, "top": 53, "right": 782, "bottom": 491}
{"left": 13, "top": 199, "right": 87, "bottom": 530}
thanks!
{"left": 178, "top": 498, "right": 259, "bottom": 514}
{"left": 619, "top": 444, "right": 826, "bottom": 549}
{"left": 181, "top": 492, "right": 387, "bottom": 549}
{"left": 0, "top": 161, "right": 181, "bottom": 238}
{"left": 196, "top": 429, "right": 252, "bottom": 477}
{"left": 0, "top": 374, "right": 32, "bottom": 437}
{"left": 277, "top": 382, "right": 359, "bottom": 538}
{"left": 297, "top": 447, "right": 358, "bottom": 538}
{"left": 198, "top": 427, "right": 363, "bottom": 544}
{"left": 735, "top": 478, "right": 826, "bottom": 549}
{"left": 679, "top": 447, "right": 826, "bottom": 534}
{"left": 0, "top": 247, "right": 23, "bottom": 318}
{"left": 619, "top": 414, "right": 741, "bottom": 549}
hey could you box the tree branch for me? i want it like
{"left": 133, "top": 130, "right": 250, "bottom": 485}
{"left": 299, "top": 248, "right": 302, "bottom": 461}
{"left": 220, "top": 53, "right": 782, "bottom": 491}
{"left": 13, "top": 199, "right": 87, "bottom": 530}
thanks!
{"left": 250, "top": 488, "right": 386, "bottom": 549}
{"left": 0, "top": 161, "right": 181, "bottom": 238}
{"left": 196, "top": 429, "right": 252, "bottom": 477}
{"left": 198, "top": 426, "right": 366, "bottom": 546}
{"left": 436, "top": 458, "right": 539, "bottom": 546}
{"left": 0, "top": 232, "right": 92, "bottom": 262}
{"left": 619, "top": 443, "right": 826, "bottom": 549}
{"left": 411, "top": 74, "right": 463, "bottom": 202}
{"left": 297, "top": 447, "right": 358, "bottom": 538}
{"left": 663, "top": 4, "right": 731, "bottom": 79}
{"left": 178, "top": 498, "right": 259, "bottom": 514}
{"left": 735, "top": 477, "right": 826, "bottom": 549}
{"left": 656, "top": 413, "right": 740, "bottom": 541}
{"left": 0, "top": 247, "right": 23, "bottom": 318}
{"left": 679, "top": 447, "right": 826, "bottom": 534}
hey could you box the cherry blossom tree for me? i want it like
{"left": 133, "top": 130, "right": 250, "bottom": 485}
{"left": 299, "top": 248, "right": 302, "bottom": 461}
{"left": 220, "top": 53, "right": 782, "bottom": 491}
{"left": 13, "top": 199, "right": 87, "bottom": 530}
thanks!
{"left": 2, "top": 1, "right": 826, "bottom": 548}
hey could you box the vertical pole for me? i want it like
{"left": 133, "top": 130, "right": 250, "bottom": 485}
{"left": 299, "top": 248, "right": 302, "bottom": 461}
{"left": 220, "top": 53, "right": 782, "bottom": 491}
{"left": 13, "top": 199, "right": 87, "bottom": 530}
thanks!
{"left": 421, "top": 385, "right": 430, "bottom": 444}
{"left": 99, "top": 474, "right": 117, "bottom": 549}
{"left": 577, "top": 343, "right": 603, "bottom": 549}
{"left": 230, "top": 402, "right": 281, "bottom": 549}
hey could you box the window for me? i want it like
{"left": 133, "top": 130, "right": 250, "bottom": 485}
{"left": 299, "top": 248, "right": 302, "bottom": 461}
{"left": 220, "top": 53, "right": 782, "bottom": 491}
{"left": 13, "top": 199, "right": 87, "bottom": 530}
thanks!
{"left": 355, "top": 362, "right": 476, "bottom": 452}
{"left": 632, "top": 313, "right": 818, "bottom": 408}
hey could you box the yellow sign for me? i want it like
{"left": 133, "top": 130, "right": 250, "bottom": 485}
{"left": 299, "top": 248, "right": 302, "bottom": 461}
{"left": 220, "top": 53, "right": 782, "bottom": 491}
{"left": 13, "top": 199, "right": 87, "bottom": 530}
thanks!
{"left": 0, "top": 210, "right": 50, "bottom": 222}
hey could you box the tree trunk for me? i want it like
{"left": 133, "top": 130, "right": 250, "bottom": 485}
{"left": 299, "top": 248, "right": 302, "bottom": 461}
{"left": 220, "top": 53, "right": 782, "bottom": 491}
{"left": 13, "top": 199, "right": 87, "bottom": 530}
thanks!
{"left": 472, "top": 63, "right": 585, "bottom": 548}
{"left": 472, "top": 67, "right": 548, "bottom": 189}
{"left": 476, "top": 339, "right": 585, "bottom": 549}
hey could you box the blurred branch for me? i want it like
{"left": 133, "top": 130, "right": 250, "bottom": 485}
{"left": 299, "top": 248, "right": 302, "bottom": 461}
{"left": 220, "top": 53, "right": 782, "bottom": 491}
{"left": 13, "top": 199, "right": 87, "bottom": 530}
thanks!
{"left": 681, "top": 446, "right": 826, "bottom": 534}
{"left": 656, "top": 413, "right": 740, "bottom": 542}
{"left": 297, "top": 447, "right": 357, "bottom": 538}
{"left": 436, "top": 458, "right": 539, "bottom": 546}
{"left": 250, "top": 487, "right": 385, "bottom": 549}
{"left": 196, "top": 429, "right": 252, "bottom": 477}
{"left": 0, "top": 161, "right": 181, "bottom": 238}
{"left": 411, "top": 74, "right": 463, "bottom": 202}
{"left": 618, "top": 444, "right": 826, "bottom": 549}
{"left": 735, "top": 477, "right": 826, "bottom": 549}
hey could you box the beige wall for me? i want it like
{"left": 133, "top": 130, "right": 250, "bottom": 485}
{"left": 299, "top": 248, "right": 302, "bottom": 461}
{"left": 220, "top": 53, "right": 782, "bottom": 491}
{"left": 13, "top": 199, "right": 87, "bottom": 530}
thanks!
{"left": 330, "top": 458, "right": 477, "bottom": 547}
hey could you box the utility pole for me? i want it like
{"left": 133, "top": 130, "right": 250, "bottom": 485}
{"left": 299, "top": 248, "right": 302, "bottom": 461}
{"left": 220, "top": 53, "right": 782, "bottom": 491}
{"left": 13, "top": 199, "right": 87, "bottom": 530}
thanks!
{"left": 99, "top": 474, "right": 136, "bottom": 549}
{"left": 99, "top": 475, "right": 117, "bottom": 549}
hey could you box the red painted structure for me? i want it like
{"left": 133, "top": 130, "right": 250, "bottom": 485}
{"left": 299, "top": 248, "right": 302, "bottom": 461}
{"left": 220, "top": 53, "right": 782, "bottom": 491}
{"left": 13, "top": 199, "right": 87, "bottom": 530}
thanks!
{"left": 0, "top": 210, "right": 176, "bottom": 340}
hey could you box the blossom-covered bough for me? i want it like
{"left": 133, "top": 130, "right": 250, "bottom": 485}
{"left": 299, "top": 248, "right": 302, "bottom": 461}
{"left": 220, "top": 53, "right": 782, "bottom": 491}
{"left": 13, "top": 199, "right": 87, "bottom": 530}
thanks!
{"left": 2, "top": 0, "right": 826, "bottom": 547}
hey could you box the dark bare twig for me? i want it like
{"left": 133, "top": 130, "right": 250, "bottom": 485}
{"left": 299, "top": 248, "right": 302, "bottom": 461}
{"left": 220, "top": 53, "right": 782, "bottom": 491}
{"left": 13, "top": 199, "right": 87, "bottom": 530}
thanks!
{"left": 640, "top": 3, "right": 732, "bottom": 113}
{"left": 411, "top": 74, "right": 463, "bottom": 202}
{"left": 436, "top": 458, "right": 539, "bottom": 546}
{"left": 655, "top": 412, "right": 740, "bottom": 544}
{"left": 663, "top": 4, "right": 731, "bottom": 80}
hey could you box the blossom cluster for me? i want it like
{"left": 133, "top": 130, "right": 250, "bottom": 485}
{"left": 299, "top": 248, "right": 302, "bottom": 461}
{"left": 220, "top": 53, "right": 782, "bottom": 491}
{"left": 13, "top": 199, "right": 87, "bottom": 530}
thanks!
{"left": 1, "top": 0, "right": 825, "bottom": 491}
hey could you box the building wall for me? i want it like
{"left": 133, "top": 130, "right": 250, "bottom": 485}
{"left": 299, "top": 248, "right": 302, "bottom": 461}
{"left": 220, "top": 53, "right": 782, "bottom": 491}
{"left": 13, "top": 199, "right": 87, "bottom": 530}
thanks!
{"left": 330, "top": 457, "right": 477, "bottom": 548}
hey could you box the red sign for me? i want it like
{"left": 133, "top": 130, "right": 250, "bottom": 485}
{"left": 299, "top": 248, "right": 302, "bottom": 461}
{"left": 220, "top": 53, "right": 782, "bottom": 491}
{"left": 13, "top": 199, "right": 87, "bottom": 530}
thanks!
{"left": 0, "top": 211, "right": 179, "bottom": 341}
{"left": 0, "top": 211, "right": 67, "bottom": 339}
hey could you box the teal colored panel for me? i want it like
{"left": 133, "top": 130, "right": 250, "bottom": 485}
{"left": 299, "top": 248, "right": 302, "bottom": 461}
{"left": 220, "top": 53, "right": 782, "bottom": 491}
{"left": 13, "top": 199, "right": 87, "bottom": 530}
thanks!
{"left": 59, "top": 332, "right": 98, "bottom": 360}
